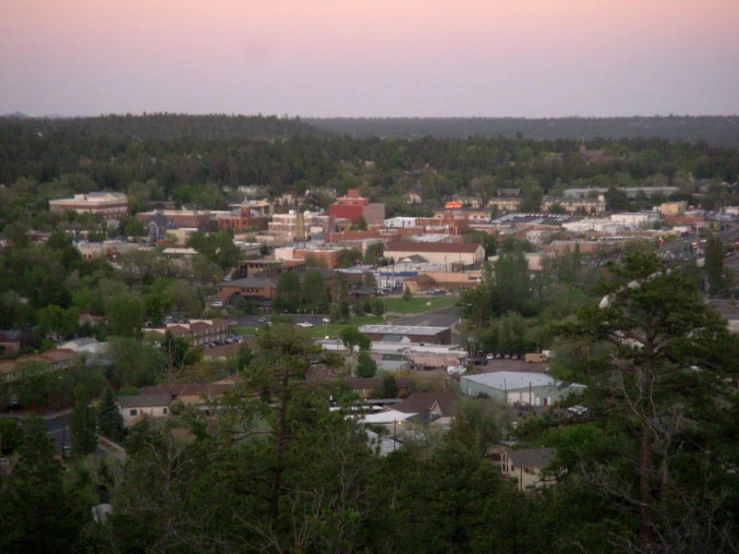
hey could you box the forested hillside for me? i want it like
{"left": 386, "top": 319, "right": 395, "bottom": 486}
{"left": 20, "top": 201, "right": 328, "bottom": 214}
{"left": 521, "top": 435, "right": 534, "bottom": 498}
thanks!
{"left": 307, "top": 116, "right": 739, "bottom": 147}
{"left": 0, "top": 113, "right": 327, "bottom": 140}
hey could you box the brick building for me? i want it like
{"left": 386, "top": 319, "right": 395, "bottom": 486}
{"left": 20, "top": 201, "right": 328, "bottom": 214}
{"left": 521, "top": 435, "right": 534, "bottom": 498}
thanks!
{"left": 329, "top": 189, "right": 385, "bottom": 226}
{"left": 49, "top": 192, "right": 129, "bottom": 219}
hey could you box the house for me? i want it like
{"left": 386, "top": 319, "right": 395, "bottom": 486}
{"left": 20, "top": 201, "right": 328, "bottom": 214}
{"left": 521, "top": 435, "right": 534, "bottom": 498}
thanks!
{"left": 139, "top": 383, "right": 234, "bottom": 406}
{"left": 500, "top": 447, "right": 557, "bottom": 491}
{"left": 118, "top": 394, "right": 172, "bottom": 428}
{"left": 393, "top": 391, "right": 459, "bottom": 430}
{"left": 0, "top": 348, "right": 82, "bottom": 381}
{"left": 459, "top": 371, "right": 586, "bottom": 407}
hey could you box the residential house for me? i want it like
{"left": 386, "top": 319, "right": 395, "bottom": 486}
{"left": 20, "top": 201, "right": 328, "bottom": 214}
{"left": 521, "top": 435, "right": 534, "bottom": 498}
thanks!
{"left": 0, "top": 330, "right": 21, "bottom": 357}
{"left": 393, "top": 391, "right": 459, "bottom": 430}
{"left": 500, "top": 447, "right": 557, "bottom": 491}
{"left": 118, "top": 394, "right": 171, "bottom": 428}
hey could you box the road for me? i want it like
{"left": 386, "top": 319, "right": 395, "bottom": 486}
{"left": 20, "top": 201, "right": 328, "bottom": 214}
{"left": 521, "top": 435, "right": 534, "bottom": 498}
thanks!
{"left": 232, "top": 313, "right": 330, "bottom": 329}
{"left": 4, "top": 411, "right": 112, "bottom": 458}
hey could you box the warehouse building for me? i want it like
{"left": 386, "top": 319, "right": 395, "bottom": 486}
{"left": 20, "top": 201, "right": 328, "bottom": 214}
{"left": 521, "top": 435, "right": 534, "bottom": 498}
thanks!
{"left": 459, "top": 371, "right": 585, "bottom": 407}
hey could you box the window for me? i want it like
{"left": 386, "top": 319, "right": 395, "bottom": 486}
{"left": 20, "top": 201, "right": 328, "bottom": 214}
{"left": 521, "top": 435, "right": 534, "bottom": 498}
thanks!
{"left": 130, "top": 409, "right": 138, "bottom": 416}
{"left": 163, "top": 408, "right": 168, "bottom": 414}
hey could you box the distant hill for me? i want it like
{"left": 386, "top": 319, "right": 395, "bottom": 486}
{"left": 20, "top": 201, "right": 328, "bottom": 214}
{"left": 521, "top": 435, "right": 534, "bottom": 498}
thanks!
{"left": 0, "top": 113, "right": 329, "bottom": 140}
{"left": 306, "top": 116, "right": 739, "bottom": 147}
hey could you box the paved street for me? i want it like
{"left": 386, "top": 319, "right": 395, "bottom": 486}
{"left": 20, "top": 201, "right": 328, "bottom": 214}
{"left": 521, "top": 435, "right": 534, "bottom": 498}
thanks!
{"left": 232, "top": 313, "right": 328, "bottom": 328}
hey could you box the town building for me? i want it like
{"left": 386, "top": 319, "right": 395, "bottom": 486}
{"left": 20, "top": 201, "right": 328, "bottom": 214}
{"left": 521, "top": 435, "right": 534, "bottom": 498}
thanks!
{"left": 145, "top": 319, "right": 229, "bottom": 347}
{"left": 385, "top": 241, "right": 485, "bottom": 267}
{"left": 329, "top": 189, "right": 385, "bottom": 226}
{"left": 216, "top": 201, "right": 271, "bottom": 232}
{"left": 542, "top": 195, "right": 606, "bottom": 216}
{"left": 358, "top": 324, "right": 452, "bottom": 345}
{"left": 136, "top": 209, "right": 212, "bottom": 230}
{"left": 217, "top": 277, "right": 277, "bottom": 303}
{"left": 459, "top": 371, "right": 586, "bottom": 407}
{"left": 49, "top": 192, "right": 129, "bottom": 219}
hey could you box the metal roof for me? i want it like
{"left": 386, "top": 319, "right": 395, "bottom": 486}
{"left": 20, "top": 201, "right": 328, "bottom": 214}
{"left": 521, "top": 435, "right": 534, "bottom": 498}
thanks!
{"left": 461, "top": 371, "right": 585, "bottom": 391}
{"left": 359, "top": 324, "right": 449, "bottom": 336}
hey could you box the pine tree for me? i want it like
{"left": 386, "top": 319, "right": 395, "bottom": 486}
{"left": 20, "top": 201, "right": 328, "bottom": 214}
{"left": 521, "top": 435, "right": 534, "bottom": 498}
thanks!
{"left": 96, "top": 387, "right": 124, "bottom": 442}
{"left": 70, "top": 385, "right": 98, "bottom": 456}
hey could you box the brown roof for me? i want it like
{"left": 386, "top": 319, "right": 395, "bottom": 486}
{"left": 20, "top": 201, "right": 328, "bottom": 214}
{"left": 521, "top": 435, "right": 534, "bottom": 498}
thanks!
{"left": 189, "top": 321, "right": 211, "bottom": 332}
{"left": 118, "top": 394, "right": 171, "bottom": 409}
{"left": 404, "top": 274, "right": 437, "bottom": 286}
{"left": 393, "top": 392, "right": 459, "bottom": 416}
{"left": 386, "top": 241, "right": 481, "bottom": 254}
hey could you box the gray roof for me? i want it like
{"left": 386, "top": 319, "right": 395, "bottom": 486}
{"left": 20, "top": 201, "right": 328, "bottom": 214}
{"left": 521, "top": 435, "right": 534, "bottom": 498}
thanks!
{"left": 359, "top": 324, "right": 449, "bottom": 336}
{"left": 117, "top": 394, "right": 171, "bottom": 409}
{"left": 506, "top": 447, "right": 556, "bottom": 468}
{"left": 461, "top": 371, "right": 585, "bottom": 391}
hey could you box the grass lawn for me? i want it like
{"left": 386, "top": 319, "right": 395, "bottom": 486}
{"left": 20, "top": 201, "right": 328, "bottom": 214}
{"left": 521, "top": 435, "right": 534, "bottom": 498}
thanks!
{"left": 232, "top": 297, "right": 459, "bottom": 341}
{"left": 381, "top": 295, "right": 459, "bottom": 314}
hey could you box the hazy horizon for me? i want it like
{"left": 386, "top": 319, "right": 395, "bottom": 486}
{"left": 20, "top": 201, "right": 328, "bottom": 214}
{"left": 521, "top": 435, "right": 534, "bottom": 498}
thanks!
{"left": 2, "top": 0, "right": 738, "bottom": 118}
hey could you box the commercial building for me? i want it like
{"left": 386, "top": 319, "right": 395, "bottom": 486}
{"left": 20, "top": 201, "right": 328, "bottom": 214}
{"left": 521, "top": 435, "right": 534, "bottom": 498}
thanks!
{"left": 459, "top": 371, "right": 586, "bottom": 407}
{"left": 216, "top": 201, "right": 271, "bottom": 232}
{"left": 136, "top": 209, "right": 212, "bottom": 230}
{"left": 329, "top": 189, "right": 385, "bottom": 226}
{"left": 358, "top": 324, "right": 452, "bottom": 345}
{"left": 49, "top": 192, "right": 129, "bottom": 219}
{"left": 385, "top": 241, "right": 485, "bottom": 267}
{"left": 216, "top": 277, "right": 277, "bottom": 303}
{"left": 268, "top": 211, "right": 335, "bottom": 242}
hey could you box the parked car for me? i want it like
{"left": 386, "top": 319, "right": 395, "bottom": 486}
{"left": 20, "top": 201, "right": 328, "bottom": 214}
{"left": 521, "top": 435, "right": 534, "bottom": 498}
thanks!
{"left": 297, "top": 322, "right": 314, "bottom": 328}
{"left": 472, "top": 357, "right": 488, "bottom": 366}
{"left": 211, "top": 301, "right": 223, "bottom": 308}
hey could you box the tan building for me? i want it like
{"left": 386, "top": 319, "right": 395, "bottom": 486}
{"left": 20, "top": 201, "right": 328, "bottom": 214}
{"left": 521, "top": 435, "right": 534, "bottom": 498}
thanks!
{"left": 217, "top": 277, "right": 277, "bottom": 303}
{"left": 145, "top": 319, "right": 229, "bottom": 347}
{"left": 542, "top": 195, "right": 606, "bottom": 215}
{"left": 49, "top": 192, "right": 129, "bottom": 219}
{"left": 385, "top": 241, "right": 485, "bottom": 267}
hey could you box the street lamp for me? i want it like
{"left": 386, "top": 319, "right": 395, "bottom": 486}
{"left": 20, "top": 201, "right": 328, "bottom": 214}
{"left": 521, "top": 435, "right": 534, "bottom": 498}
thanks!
{"left": 322, "top": 317, "right": 330, "bottom": 339}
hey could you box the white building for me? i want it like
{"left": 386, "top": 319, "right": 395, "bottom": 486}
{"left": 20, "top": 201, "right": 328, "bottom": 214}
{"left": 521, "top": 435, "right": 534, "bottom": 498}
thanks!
{"left": 117, "top": 394, "right": 171, "bottom": 428}
{"left": 459, "top": 371, "right": 585, "bottom": 407}
{"left": 609, "top": 212, "right": 661, "bottom": 228}
{"left": 385, "top": 217, "right": 418, "bottom": 228}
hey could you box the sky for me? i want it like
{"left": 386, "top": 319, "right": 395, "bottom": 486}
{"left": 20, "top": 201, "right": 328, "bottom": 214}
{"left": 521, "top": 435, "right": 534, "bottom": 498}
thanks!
{"left": 1, "top": 0, "right": 738, "bottom": 118}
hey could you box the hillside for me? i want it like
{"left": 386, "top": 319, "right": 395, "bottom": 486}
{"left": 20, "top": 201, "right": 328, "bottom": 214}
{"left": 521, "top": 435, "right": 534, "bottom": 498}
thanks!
{"left": 0, "top": 113, "right": 329, "bottom": 140}
{"left": 306, "top": 116, "right": 739, "bottom": 147}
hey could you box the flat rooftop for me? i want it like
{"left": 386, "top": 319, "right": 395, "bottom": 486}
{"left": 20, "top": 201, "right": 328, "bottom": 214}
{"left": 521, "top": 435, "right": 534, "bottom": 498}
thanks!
{"left": 358, "top": 324, "right": 449, "bottom": 336}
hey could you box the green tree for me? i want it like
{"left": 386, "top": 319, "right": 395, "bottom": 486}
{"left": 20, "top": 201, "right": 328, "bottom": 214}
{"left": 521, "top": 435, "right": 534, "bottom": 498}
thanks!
{"left": 274, "top": 272, "right": 302, "bottom": 313}
{"left": 0, "top": 416, "right": 85, "bottom": 553}
{"left": 70, "top": 385, "right": 98, "bottom": 457}
{"left": 555, "top": 252, "right": 739, "bottom": 552}
{"left": 106, "top": 293, "right": 145, "bottom": 337}
{"left": 339, "top": 326, "right": 371, "bottom": 354}
{"left": 0, "top": 417, "right": 23, "bottom": 455}
{"left": 96, "top": 387, "right": 124, "bottom": 442}
{"left": 362, "top": 271, "right": 378, "bottom": 289}
{"left": 704, "top": 233, "right": 727, "bottom": 294}
{"left": 301, "top": 270, "right": 331, "bottom": 313}
{"left": 355, "top": 351, "right": 377, "bottom": 378}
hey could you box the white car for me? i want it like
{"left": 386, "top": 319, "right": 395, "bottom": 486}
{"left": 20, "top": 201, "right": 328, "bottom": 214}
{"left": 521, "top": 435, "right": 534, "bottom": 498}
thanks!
{"left": 211, "top": 301, "right": 223, "bottom": 308}
{"left": 297, "top": 322, "right": 314, "bottom": 328}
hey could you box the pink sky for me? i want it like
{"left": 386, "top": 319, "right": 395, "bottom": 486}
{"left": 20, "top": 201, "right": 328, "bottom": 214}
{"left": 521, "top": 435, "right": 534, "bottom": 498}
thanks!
{"left": 1, "top": 0, "right": 737, "bottom": 117}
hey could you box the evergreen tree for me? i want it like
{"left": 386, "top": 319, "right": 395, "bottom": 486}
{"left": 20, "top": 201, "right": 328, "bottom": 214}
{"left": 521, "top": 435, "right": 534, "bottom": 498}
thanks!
{"left": 70, "top": 385, "right": 98, "bottom": 456}
{"left": 96, "top": 387, "right": 124, "bottom": 442}
{"left": 0, "top": 416, "right": 85, "bottom": 553}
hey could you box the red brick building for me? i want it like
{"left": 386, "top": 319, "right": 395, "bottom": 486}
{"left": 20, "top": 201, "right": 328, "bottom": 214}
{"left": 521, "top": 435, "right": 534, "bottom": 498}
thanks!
{"left": 329, "top": 189, "right": 385, "bottom": 226}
